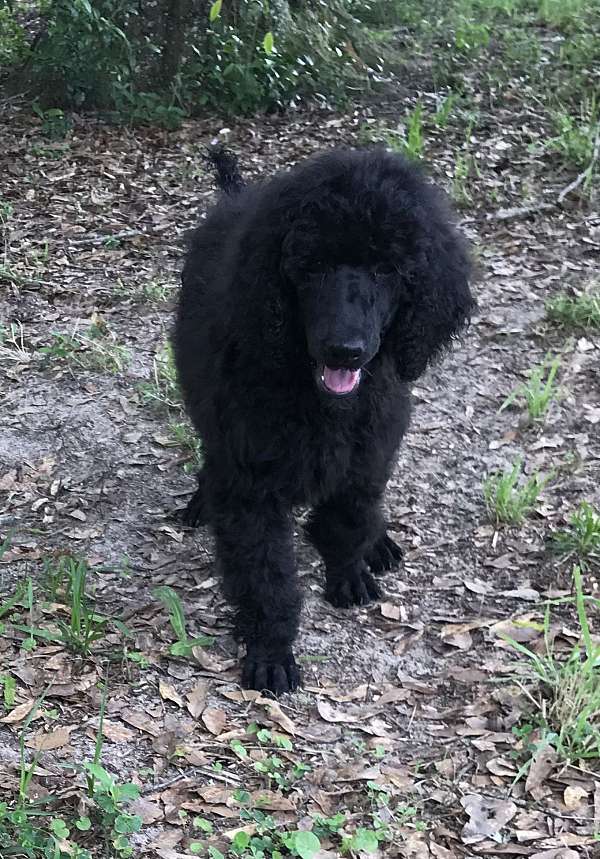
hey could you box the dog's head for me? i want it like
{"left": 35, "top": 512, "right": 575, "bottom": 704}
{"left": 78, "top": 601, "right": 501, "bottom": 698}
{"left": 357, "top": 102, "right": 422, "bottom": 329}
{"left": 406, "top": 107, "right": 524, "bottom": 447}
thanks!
{"left": 278, "top": 149, "right": 474, "bottom": 397}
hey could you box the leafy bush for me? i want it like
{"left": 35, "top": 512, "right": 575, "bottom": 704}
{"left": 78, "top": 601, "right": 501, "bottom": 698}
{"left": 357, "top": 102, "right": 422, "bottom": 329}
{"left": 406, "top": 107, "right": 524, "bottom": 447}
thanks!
{"left": 0, "top": 6, "right": 26, "bottom": 66}
{"left": 17, "top": 0, "right": 392, "bottom": 118}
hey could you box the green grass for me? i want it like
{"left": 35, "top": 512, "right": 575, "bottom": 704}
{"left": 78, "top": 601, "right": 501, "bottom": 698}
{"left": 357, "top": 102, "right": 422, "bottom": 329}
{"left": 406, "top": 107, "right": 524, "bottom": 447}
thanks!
{"left": 484, "top": 459, "right": 551, "bottom": 525}
{"left": 500, "top": 354, "right": 561, "bottom": 424}
{"left": 507, "top": 565, "right": 600, "bottom": 764}
{"left": 547, "top": 97, "right": 598, "bottom": 174}
{"left": 138, "top": 341, "right": 180, "bottom": 411}
{"left": 12, "top": 556, "right": 109, "bottom": 655}
{"left": 551, "top": 501, "right": 600, "bottom": 567}
{"left": 546, "top": 286, "right": 600, "bottom": 329}
{"left": 167, "top": 420, "right": 203, "bottom": 472}
{"left": 40, "top": 325, "right": 129, "bottom": 373}
{"left": 153, "top": 585, "right": 214, "bottom": 657}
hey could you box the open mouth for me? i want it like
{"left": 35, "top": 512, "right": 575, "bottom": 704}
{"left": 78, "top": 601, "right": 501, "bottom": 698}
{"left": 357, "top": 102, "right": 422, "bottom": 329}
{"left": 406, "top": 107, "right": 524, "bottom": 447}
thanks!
{"left": 318, "top": 365, "right": 362, "bottom": 396}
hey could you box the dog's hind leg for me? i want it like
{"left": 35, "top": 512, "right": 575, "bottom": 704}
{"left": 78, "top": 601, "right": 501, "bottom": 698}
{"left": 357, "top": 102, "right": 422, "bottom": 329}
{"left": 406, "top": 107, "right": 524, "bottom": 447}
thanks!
{"left": 210, "top": 483, "right": 301, "bottom": 695}
{"left": 181, "top": 470, "right": 208, "bottom": 527}
{"left": 306, "top": 486, "right": 385, "bottom": 608}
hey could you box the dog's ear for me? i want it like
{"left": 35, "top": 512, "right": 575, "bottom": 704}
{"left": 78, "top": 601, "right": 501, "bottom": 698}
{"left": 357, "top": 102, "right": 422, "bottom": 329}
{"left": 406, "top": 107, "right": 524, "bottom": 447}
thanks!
{"left": 389, "top": 224, "right": 474, "bottom": 381}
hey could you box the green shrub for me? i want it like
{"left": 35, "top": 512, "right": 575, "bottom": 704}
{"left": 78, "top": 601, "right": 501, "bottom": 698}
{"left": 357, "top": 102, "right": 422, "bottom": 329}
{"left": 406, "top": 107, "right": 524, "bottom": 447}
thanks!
{"left": 0, "top": 7, "right": 26, "bottom": 67}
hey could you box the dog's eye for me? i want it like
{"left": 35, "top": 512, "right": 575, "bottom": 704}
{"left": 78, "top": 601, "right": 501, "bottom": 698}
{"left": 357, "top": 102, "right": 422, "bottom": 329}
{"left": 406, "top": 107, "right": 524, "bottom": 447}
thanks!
{"left": 374, "top": 263, "right": 396, "bottom": 277}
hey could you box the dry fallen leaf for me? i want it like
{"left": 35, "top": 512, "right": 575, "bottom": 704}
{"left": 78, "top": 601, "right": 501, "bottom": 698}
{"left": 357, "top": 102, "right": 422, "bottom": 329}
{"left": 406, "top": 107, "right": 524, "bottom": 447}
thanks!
{"left": 525, "top": 745, "right": 557, "bottom": 797}
{"left": 159, "top": 680, "right": 184, "bottom": 708}
{"left": 26, "top": 725, "right": 73, "bottom": 751}
{"left": 563, "top": 784, "right": 587, "bottom": 809}
{"left": 0, "top": 700, "right": 36, "bottom": 724}
{"left": 460, "top": 794, "right": 517, "bottom": 844}
{"left": 316, "top": 698, "right": 360, "bottom": 723}
{"left": 101, "top": 719, "right": 136, "bottom": 743}
{"left": 257, "top": 697, "right": 296, "bottom": 735}
{"left": 530, "top": 850, "right": 579, "bottom": 859}
{"left": 201, "top": 707, "right": 227, "bottom": 736}
{"left": 186, "top": 681, "right": 208, "bottom": 718}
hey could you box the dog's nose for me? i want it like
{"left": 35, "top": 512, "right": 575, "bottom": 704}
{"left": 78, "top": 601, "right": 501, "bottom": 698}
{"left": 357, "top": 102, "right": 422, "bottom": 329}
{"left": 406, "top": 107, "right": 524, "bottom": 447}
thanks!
{"left": 324, "top": 341, "right": 367, "bottom": 367}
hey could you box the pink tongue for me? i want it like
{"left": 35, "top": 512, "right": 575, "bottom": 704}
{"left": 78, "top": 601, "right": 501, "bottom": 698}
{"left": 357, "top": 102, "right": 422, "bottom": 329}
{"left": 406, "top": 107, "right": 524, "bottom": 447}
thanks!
{"left": 323, "top": 366, "right": 360, "bottom": 394}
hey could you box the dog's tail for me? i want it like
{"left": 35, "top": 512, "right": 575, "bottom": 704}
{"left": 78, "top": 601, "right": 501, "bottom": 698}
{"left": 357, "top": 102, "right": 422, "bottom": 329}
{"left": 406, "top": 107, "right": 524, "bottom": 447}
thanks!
{"left": 205, "top": 144, "right": 245, "bottom": 195}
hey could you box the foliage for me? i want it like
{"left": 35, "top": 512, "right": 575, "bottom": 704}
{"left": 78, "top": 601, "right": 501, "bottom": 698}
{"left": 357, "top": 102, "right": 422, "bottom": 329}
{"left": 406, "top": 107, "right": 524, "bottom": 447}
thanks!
{"left": 0, "top": 6, "right": 26, "bottom": 66}
{"left": 550, "top": 501, "right": 600, "bottom": 567}
{"left": 484, "top": 459, "right": 551, "bottom": 526}
{"left": 507, "top": 566, "right": 600, "bottom": 763}
{"left": 500, "top": 354, "right": 561, "bottom": 424}
{"left": 153, "top": 585, "right": 214, "bottom": 657}
{"left": 546, "top": 285, "right": 600, "bottom": 330}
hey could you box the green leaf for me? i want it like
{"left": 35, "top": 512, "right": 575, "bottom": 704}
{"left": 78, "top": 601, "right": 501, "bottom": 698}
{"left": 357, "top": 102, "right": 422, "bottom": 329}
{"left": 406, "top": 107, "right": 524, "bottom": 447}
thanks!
{"left": 263, "top": 31, "right": 274, "bottom": 54}
{"left": 352, "top": 828, "right": 379, "bottom": 853}
{"left": 116, "top": 782, "right": 141, "bottom": 802}
{"left": 232, "top": 831, "right": 251, "bottom": 850}
{"left": 114, "top": 813, "right": 143, "bottom": 834}
{"left": 209, "top": 0, "right": 222, "bottom": 22}
{"left": 193, "top": 817, "right": 213, "bottom": 833}
{"left": 290, "top": 830, "right": 320, "bottom": 858}
{"left": 208, "top": 848, "right": 225, "bottom": 859}
{"left": 75, "top": 816, "right": 92, "bottom": 831}
{"left": 83, "top": 762, "right": 114, "bottom": 790}
{"left": 50, "top": 818, "right": 70, "bottom": 839}
{"left": 190, "top": 844, "right": 203, "bottom": 855}
{"left": 153, "top": 585, "right": 187, "bottom": 641}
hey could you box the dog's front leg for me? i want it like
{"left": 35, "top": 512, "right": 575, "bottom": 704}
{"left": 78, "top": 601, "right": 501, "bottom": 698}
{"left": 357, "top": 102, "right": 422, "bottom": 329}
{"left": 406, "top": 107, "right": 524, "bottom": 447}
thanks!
{"left": 212, "top": 493, "right": 301, "bottom": 695}
{"left": 307, "top": 487, "right": 385, "bottom": 608}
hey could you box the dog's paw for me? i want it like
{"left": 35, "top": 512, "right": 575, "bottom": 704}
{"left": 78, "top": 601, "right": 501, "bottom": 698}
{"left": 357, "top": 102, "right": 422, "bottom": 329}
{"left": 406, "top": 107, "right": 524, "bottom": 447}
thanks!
{"left": 242, "top": 650, "right": 300, "bottom": 696}
{"left": 366, "top": 533, "right": 403, "bottom": 574}
{"left": 325, "top": 565, "right": 382, "bottom": 608}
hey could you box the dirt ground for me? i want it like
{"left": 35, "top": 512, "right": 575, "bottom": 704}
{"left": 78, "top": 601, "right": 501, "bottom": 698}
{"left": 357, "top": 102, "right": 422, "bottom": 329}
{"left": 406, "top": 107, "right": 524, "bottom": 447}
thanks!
{"left": 0, "top": 76, "right": 599, "bottom": 858}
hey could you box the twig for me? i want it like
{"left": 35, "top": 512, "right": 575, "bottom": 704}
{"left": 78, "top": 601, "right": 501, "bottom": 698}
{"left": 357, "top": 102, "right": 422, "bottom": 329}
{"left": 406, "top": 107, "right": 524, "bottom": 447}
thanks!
{"left": 141, "top": 765, "right": 241, "bottom": 796}
{"left": 486, "top": 124, "right": 599, "bottom": 223}
{"left": 66, "top": 229, "right": 150, "bottom": 246}
{"left": 487, "top": 201, "right": 556, "bottom": 222}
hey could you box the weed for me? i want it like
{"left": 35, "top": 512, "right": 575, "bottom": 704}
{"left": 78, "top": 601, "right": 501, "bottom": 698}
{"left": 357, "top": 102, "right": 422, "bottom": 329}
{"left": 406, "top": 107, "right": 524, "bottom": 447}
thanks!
{"left": 153, "top": 585, "right": 214, "bottom": 657}
{"left": 547, "top": 97, "right": 598, "bottom": 174}
{"left": 167, "top": 420, "right": 203, "bottom": 472}
{"left": 83, "top": 762, "right": 142, "bottom": 856}
{"left": 404, "top": 103, "right": 424, "bottom": 159}
{"left": 13, "top": 556, "right": 108, "bottom": 655}
{"left": 454, "top": 19, "right": 490, "bottom": 56}
{"left": 141, "top": 279, "right": 176, "bottom": 302}
{"left": 434, "top": 91, "right": 458, "bottom": 128}
{"left": 0, "top": 321, "right": 32, "bottom": 365}
{"left": 138, "top": 341, "right": 180, "bottom": 411}
{"left": 484, "top": 459, "right": 551, "bottom": 526}
{"left": 41, "top": 321, "right": 130, "bottom": 373}
{"left": 507, "top": 565, "right": 600, "bottom": 763}
{"left": 500, "top": 354, "right": 561, "bottom": 424}
{"left": 551, "top": 501, "right": 600, "bottom": 567}
{"left": 537, "top": 0, "right": 586, "bottom": 28}
{"left": 451, "top": 153, "right": 476, "bottom": 207}
{"left": 32, "top": 104, "right": 73, "bottom": 140}
{"left": 546, "top": 285, "right": 600, "bottom": 330}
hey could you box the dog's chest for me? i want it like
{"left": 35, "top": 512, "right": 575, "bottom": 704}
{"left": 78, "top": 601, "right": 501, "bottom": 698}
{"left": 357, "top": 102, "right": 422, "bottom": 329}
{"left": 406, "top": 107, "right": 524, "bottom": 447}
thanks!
{"left": 284, "top": 416, "right": 359, "bottom": 504}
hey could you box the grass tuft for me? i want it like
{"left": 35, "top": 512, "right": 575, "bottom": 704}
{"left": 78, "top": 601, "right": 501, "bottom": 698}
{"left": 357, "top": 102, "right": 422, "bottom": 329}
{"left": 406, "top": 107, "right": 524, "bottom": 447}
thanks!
{"left": 484, "top": 459, "right": 551, "bottom": 526}
{"left": 550, "top": 501, "right": 600, "bottom": 567}
{"left": 507, "top": 565, "right": 600, "bottom": 763}
{"left": 546, "top": 285, "right": 600, "bottom": 330}
{"left": 500, "top": 354, "right": 561, "bottom": 424}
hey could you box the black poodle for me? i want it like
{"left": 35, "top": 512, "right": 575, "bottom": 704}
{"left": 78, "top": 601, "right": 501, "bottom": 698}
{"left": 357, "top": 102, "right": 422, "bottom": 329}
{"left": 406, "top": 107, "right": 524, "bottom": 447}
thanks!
{"left": 173, "top": 146, "right": 474, "bottom": 694}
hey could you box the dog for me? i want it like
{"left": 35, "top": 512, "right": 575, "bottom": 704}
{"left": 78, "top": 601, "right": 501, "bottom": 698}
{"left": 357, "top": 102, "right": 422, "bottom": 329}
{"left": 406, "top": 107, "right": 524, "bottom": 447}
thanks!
{"left": 173, "top": 146, "right": 474, "bottom": 694}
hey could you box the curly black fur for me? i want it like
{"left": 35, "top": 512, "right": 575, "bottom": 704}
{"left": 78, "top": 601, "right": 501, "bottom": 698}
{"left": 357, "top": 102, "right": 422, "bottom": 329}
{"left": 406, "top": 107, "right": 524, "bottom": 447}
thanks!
{"left": 173, "top": 147, "right": 474, "bottom": 694}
